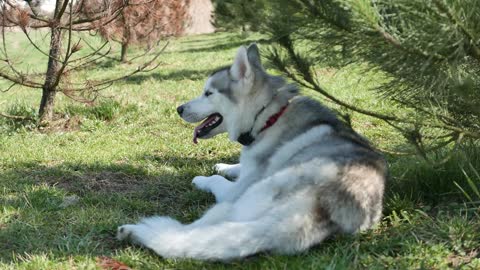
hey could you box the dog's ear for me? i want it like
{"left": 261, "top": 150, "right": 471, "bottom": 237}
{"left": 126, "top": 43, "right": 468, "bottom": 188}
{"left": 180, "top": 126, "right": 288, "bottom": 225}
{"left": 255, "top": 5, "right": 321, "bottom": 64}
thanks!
{"left": 230, "top": 46, "right": 252, "bottom": 80}
{"left": 246, "top": 43, "right": 263, "bottom": 71}
{"left": 230, "top": 44, "right": 264, "bottom": 81}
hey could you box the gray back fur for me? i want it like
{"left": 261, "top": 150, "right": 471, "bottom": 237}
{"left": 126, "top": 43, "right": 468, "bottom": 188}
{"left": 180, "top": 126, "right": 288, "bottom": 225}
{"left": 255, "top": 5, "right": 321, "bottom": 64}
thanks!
{"left": 244, "top": 92, "right": 387, "bottom": 234}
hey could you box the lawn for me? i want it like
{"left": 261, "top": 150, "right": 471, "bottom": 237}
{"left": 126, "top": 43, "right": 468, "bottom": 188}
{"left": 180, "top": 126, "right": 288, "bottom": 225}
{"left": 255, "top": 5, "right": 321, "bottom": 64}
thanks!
{"left": 0, "top": 31, "right": 479, "bottom": 269}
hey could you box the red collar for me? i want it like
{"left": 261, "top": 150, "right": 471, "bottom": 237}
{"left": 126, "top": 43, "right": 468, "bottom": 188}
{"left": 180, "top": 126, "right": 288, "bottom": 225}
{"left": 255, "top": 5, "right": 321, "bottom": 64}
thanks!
{"left": 260, "top": 105, "right": 288, "bottom": 133}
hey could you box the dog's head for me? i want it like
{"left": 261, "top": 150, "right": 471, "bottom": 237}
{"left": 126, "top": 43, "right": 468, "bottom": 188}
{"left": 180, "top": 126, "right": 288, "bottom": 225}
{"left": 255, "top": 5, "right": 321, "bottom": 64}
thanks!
{"left": 177, "top": 44, "right": 292, "bottom": 143}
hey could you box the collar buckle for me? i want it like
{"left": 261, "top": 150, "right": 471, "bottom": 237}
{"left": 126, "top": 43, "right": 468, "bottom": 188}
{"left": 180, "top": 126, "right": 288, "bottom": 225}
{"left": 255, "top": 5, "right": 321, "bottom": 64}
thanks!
{"left": 237, "top": 104, "right": 289, "bottom": 146}
{"left": 237, "top": 132, "right": 255, "bottom": 146}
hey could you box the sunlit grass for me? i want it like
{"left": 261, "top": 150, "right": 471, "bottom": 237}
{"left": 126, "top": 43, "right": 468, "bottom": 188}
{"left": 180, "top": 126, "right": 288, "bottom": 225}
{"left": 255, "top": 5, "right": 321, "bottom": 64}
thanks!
{"left": 0, "top": 31, "right": 479, "bottom": 269}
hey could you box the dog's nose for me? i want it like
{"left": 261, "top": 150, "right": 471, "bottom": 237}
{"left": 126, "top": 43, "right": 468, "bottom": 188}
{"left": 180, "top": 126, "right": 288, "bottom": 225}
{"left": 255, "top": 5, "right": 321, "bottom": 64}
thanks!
{"left": 176, "top": 105, "right": 184, "bottom": 115}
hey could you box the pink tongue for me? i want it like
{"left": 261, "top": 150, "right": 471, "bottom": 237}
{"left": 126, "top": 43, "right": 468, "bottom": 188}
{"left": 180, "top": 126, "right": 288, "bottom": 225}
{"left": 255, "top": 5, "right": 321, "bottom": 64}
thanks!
{"left": 193, "top": 115, "right": 216, "bottom": 144}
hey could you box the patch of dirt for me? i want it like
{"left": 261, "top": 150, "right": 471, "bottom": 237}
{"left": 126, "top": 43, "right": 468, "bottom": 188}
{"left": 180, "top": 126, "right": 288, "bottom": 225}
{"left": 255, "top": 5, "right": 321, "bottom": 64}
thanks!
{"left": 39, "top": 114, "right": 82, "bottom": 133}
{"left": 314, "top": 67, "right": 338, "bottom": 77}
{"left": 447, "top": 249, "right": 479, "bottom": 268}
{"left": 33, "top": 170, "right": 148, "bottom": 195}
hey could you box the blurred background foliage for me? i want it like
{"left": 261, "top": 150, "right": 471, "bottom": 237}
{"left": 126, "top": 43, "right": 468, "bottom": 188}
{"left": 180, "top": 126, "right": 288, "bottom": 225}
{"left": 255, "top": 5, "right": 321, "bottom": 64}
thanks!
{"left": 213, "top": 0, "right": 480, "bottom": 158}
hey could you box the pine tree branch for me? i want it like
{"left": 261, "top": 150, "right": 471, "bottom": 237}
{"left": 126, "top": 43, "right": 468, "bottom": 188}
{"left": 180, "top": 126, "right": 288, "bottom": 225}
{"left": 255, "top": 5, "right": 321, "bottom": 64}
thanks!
{"left": 270, "top": 44, "right": 474, "bottom": 156}
{"left": 373, "top": 27, "right": 445, "bottom": 61}
{"left": 278, "top": 35, "right": 399, "bottom": 122}
{"left": 433, "top": 0, "right": 480, "bottom": 61}
{"left": 297, "top": 0, "right": 351, "bottom": 32}
{"left": 434, "top": 132, "right": 465, "bottom": 166}
{"left": 271, "top": 36, "right": 480, "bottom": 141}
{"left": 392, "top": 97, "right": 459, "bottom": 128}
{"left": 340, "top": 1, "right": 447, "bottom": 62}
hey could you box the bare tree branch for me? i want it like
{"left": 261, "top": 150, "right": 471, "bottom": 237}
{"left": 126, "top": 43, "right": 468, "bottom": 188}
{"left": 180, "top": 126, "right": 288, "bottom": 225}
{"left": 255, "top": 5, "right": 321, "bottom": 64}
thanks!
{"left": 0, "top": 0, "right": 165, "bottom": 122}
{"left": 0, "top": 111, "right": 35, "bottom": 121}
{"left": 53, "top": 0, "right": 75, "bottom": 88}
{"left": 20, "top": 28, "right": 63, "bottom": 62}
{"left": 63, "top": 41, "right": 168, "bottom": 91}
{"left": 0, "top": 67, "right": 43, "bottom": 88}
{"left": 1, "top": 82, "right": 16, "bottom": 92}
{"left": 56, "top": 0, "right": 71, "bottom": 19}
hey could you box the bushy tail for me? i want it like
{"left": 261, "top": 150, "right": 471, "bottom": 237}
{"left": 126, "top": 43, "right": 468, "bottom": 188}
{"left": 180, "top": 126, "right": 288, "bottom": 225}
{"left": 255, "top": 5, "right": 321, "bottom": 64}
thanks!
{"left": 118, "top": 213, "right": 335, "bottom": 261}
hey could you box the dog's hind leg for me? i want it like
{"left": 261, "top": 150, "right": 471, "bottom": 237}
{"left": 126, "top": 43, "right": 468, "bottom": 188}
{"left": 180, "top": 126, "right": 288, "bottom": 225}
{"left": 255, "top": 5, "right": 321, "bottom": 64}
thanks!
{"left": 187, "top": 202, "right": 233, "bottom": 227}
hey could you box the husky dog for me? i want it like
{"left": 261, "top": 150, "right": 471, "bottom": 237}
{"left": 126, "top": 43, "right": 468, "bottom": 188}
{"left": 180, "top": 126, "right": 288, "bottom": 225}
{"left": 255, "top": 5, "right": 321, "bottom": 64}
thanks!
{"left": 117, "top": 44, "right": 387, "bottom": 261}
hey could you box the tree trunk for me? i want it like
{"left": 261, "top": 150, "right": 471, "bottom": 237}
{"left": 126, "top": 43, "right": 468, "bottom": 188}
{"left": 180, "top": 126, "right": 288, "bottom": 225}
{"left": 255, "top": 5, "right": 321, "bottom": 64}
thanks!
{"left": 120, "top": 42, "right": 128, "bottom": 63}
{"left": 39, "top": 26, "right": 62, "bottom": 123}
{"left": 120, "top": 13, "right": 130, "bottom": 63}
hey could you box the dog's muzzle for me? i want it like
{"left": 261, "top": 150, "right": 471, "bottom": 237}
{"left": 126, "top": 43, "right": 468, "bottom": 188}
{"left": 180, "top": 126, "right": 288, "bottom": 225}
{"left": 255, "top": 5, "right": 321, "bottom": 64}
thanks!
{"left": 176, "top": 105, "right": 184, "bottom": 116}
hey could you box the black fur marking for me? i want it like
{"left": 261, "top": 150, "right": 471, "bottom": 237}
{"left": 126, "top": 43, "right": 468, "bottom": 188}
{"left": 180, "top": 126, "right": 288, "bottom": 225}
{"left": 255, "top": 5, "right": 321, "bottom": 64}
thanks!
{"left": 210, "top": 66, "right": 231, "bottom": 77}
{"left": 237, "top": 132, "right": 255, "bottom": 146}
{"left": 218, "top": 87, "right": 237, "bottom": 103}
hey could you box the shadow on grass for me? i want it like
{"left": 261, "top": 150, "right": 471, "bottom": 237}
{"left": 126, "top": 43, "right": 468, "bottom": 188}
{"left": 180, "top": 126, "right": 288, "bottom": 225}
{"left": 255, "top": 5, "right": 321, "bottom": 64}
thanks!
{"left": 383, "top": 143, "right": 480, "bottom": 215}
{"left": 95, "top": 58, "right": 120, "bottom": 69}
{"left": 124, "top": 69, "right": 210, "bottom": 84}
{"left": 0, "top": 153, "right": 238, "bottom": 263}
{"left": 173, "top": 37, "right": 270, "bottom": 54}
{"left": 120, "top": 36, "right": 271, "bottom": 84}
{"left": 122, "top": 39, "right": 268, "bottom": 84}
{"left": 90, "top": 36, "right": 269, "bottom": 85}
{"left": 177, "top": 33, "right": 242, "bottom": 44}
{"left": 2, "top": 145, "right": 479, "bottom": 266}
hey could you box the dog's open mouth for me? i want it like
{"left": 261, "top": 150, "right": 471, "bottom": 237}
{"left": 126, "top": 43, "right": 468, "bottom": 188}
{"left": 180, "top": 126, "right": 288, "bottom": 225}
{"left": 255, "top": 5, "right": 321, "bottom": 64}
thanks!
{"left": 193, "top": 113, "right": 223, "bottom": 144}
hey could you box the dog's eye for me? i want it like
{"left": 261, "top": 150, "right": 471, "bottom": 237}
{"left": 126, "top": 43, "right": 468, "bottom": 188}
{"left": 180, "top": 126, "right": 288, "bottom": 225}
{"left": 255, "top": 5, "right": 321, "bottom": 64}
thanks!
{"left": 205, "top": 91, "right": 213, "bottom": 97}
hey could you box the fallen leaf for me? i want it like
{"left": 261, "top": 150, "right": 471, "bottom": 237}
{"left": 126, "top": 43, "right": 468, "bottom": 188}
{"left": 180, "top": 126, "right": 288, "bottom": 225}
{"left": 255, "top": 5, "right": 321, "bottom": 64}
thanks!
{"left": 96, "top": 256, "right": 132, "bottom": 270}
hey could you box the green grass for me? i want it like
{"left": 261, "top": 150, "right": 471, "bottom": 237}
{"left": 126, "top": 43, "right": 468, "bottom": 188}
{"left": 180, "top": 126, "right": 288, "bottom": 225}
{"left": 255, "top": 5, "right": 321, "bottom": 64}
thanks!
{"left": 1, "top": 31, "right": 479, "bottom": 269}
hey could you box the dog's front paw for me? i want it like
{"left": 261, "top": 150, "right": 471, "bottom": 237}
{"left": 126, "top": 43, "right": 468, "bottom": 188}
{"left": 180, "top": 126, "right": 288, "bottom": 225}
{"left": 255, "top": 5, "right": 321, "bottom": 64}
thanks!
{"left": 192, "top": 176, "right": 212, "bottom": 192}
{"left": 117, "top": 224, "right": 136, "bottom": 241}
{"left": 213, "top": 163, "right": 231, "bottom": 175}
{"left": 192, "top": 175, "right": 233, "bottom": 203}
{"left": 214, "top": 163, "right": 241, "bottom": 178}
